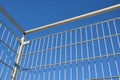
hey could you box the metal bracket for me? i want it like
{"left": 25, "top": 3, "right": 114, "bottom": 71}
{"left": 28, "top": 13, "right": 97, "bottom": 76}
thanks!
{"left": 17, "top": 36, "right": 30, "bottom": 45}
{"left": 22, "top": 40, "right": 30, "bottom": 45}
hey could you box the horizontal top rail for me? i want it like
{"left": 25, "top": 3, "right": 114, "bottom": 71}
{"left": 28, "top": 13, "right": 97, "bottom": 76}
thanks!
{"left": 25, "top": 4, "right": 120, "bottom": 34}
{"left": 0, "top": 6, "right": 25, "bottom": 34}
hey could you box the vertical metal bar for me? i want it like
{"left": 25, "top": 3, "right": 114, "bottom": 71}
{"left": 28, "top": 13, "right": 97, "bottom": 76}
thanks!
{"left": 80, "top": 28, "right": 84, "bottom": 80}
{"left": 113, "top": 20, "right": 120, "bottom": 78}
{"left": 27, "top": 41, "right": 33, "bottom": 68}
{"left": 25, "top": 41, "right": 33, "bottom": 80}
{"left": 23, "top": 46, "right": 29, "bottom": 68}
{"left": 59, "top": 33, "right": 62, "bottom": 80}
{"left": 0, "top": 32, "right": 10, "bottom": 77}
{"left": 4, "top": 35, "right": 15, "bottom": 80}
{"left": 91, "top": 25, "right": 98, "bottom": 78}
{"left": 48, "top": 35, "right": 54, "bottom": 80}
{"left": 70, "top": 31, "right": 72, "bottom": 80}
{"left": 31, "top": 40, "right": 37, "bottom": 68}
{"left": 5, "top": 31, "right": 10, "bottom": 43}
{"left": 3, "top": 32, "right": 11, "bottom": 77}
{"left": 0, "top": 32, "right": 14, "bottom": 78}
{"left": 38, "top": 69, "right": 40, "bottom": 80}
{"left": 101, "top": 23, "right": 112, "bottom": 80}
{"left": 0, "top": 47, "right": 5, "bottom": 77}
{"left": 3, "top": 50, "right": 10, "bottom": 78}
{"left": 38, "top": 37, "right": 45, "bottom": 80}
{"left": 36, "top": 38, "right": 41, "bottom": 80}
{"left": 3, "top": 32, "right": 11, "bottom": 64}
{"left": 35, "top": 39, "right": 41, "bottom": 80}
{"left": 20, "top": 45, "right": 29, "bottom": 80}
{"left": 0, "top": 25, "right": 7, "bottom": 58}
{"left": 113, "top": 20, "right": 120, "bottom": 48}
{"left": 53, "top": 34, "right": 58, "bottom": 80}
{"left": 107, "top": 22, "right": 114, "bottom": 78}
{"left": 43, "top": 37, "right": 49, "bottom": 80}
{"left": 1, "top": 27, "right": 6, "bottom": 40}
{"left": 18, "top": 43, "right": 25, "bottom": 80}
{"left": 0, "top": 43, "right": 5, "bottom": 60}
{"left": 107, "top": 21, "right": 120, "bottom": 78}
{"left": 0, "top": 64, "right": 5, "bottom": 78}
{"left": 64, "top": 32, "right": 67, "bottom": 80}
{"left": 28, "top": 40, "right": 35, "bottom": 80}
{"left": 75, "top": 29, "right": 78, "bottom": 80}
{"left": 28, "top": 41, "right": 34, "bottom": 80}
{"left": 11, "top": 36, "right": 25, "bottom": 80}
{"left": 32, "top": 40, "right": 37, "bottom": 80}
{"left": 24, "top": 41, "right": 32, "bottom": 80}
{"left": 11, "top": 35, "right": 29, "bottom": 80}
{"left": 85, "top": 27, "right": 91, "bottom": 79}
{"left": 96, "top": 24, "right": 105, "bottom": 78}
{"left": 35, "top": 39, "right": 41, "bottom": 67}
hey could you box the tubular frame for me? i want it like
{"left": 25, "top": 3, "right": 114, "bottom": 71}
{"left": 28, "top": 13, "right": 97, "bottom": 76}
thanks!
{"left": 0, "top": 3, "right": 120, "bottom": 80}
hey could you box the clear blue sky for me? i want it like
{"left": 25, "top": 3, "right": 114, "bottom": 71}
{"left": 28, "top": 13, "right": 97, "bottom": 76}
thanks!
{"left": 0, "top": 0, "right": 120, "bottom": 32}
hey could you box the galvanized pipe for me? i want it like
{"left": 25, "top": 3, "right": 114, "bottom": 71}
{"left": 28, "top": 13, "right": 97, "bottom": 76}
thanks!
{"left": 0, "top": 6, "right": 24, "bottom": 34}
{"left": 25, "top": 4, "right": 120, "bottom": 34}
{"left": 11, "top": 35, "right": 30, "bottom": 80}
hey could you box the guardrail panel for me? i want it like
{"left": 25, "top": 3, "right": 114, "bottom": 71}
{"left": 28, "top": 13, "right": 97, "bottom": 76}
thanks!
{"left": 18, "top": 17, "right": 120, "bottom": 80}
{"left": 0, "top": 21, "right": 20, "bottom": 80}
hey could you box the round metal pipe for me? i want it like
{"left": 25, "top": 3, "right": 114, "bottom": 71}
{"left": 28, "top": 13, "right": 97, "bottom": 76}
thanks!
{"left": 0, "top": 6, "right": 24, "bottom": 34}
{"left": 25, "top": 4, "right": 120, "bottom": 34}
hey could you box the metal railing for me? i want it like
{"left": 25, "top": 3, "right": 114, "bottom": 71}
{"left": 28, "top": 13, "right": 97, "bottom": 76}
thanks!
{"left": 0, "top": 21, "right": 20, "bottom": 80}
{"left": 0, "top": 4, "right": 120, "bottom": 80}
{"left": 18, "top": 17, "right": 120, "bottom": 80}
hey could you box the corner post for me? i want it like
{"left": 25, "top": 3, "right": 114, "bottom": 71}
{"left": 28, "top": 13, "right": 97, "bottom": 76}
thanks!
{"left": 11, "top": 35, "right": 29, "bottom": 80}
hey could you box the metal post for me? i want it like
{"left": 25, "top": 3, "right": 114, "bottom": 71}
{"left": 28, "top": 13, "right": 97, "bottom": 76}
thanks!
{"left": 11, "top": 35, "right": 30, "bottom": 80}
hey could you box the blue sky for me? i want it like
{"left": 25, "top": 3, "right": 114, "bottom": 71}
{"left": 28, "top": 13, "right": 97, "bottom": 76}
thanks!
{"left": 0, "top": 0, "right": 120, "bottom": 33}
